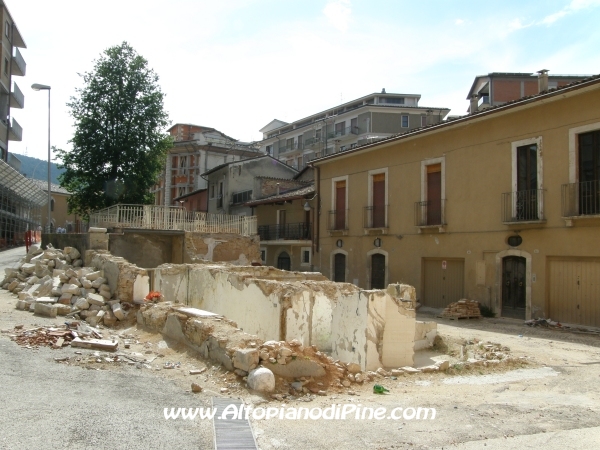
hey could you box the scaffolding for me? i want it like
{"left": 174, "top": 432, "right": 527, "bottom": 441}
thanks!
{"left": 0, "top": 159, "right": 45, "bottom": 249}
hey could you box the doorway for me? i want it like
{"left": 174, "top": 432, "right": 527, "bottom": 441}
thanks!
{"left": 502, "top": 256, "right": 526, "bottom": 319}
{"left": 277, "top": 251, "right": 291, "bottom": 271}
{"left": 333, "top": 253, "right": 346, "bottom": 282}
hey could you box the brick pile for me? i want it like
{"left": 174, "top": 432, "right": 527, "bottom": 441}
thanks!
{"left": 441, "top": 299, "right": 481, "bottom": 319}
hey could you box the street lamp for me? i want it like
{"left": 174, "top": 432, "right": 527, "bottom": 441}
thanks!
{"left": 31, "top": 83, "right": 51, "bottom": 233}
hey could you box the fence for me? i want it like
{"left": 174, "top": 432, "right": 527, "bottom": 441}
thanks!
{"left": 89, "top": 204, "right": 257, "bottom": 236}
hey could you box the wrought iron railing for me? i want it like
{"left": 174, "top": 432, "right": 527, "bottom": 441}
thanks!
{"left": 414, "top": 200, "right": 446, "bottom": 226}
{"left": 327, "top": 209, "right": 349, "bottom": 231}
{"left": 89, "top": 204, "right": 257, "bottom": 236}
{"left": 258, "top": 222, "right": 311, "bottom": 241}
{"left": 363, "top": 205, "right": 388, "bottom": 228}
{"left": 501, "top": 189, "right": 544, "bottom": 222}
{"left": 562, "top": 180, "right": 600, "bottom": 217}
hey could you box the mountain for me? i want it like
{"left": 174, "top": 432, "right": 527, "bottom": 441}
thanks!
{"left": 9, "top": 153, "right": 65, "bottom": 185}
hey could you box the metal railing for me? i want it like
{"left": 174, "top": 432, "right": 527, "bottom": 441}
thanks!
{"left": 258, "top": 222, "right": 311, "bottom": 241}
{"left": 12, "top": 47, "right": 26, "bottom": 77}
{"left": 89, "top": 204, "right": 257, "bottom": 236}
{"left": 562, "top": 180, "right": 600, "bottom": 217}
{"left": 364, "top": 205, "right": 388, "bottom": 229}
{"left": 414, "top": 199, "right": 446, "bottom": 226}
{"left": 327, "top": 209, "right": 349, "bottom": 231}
{"left": 501, "top": 189, "right": 544, "bottom": 222}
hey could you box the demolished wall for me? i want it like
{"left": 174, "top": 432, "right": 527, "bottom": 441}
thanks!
{"left": 153, "top": 263, "right": 416, "bottom": 371}
{"left": 184, "top": 232, "right": 261, "bottom": 265}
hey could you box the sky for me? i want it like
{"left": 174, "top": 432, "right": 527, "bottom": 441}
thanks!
{"left": 7, "top": 0, "right": 600, "bottom": 162}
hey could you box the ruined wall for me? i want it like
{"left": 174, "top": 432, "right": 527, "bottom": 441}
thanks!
{"left": 153, "top": 263, "right": 416, "bottom": 371}
{"left": 109, "top": 231, "right": 178, "bottom": 269}
{"left": 87, "top": 250, "right": 149, "bottom": 302}
{"left": 184, "top": 232, "right": 261, "bottom": 265}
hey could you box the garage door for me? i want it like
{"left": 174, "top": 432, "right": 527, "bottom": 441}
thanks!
{"left": 547, "top": 258, "right": 600, "bottom": 327}
{"left": 422, "top": 258, "right": 464, "bottom": 308}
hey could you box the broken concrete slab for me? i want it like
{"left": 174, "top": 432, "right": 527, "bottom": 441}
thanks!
{"left": 264, "top": 359, "right": 326, "bottom": 378}
{"left": 34, "top": 302, "right": 58, "bottom": 318}
{"left": 71, "top": 337, "right": 118, "bottom": 351}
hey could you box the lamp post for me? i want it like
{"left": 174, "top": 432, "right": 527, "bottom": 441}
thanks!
{"left": 31, "top": 83, "right": 51, "bottom": 233}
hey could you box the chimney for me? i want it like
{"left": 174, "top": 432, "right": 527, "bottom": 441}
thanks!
{"left": 470, "top": 95, "right": 479, "bottom": 114}
{"left": 276, "top": 183, "right": 280, "bottom": 195}
{"left": 426, "top": 109, "right": 434, "bottom": 126}
{"left": 537, "top": 69, "right": 549, "bottom": 93}
{"left": 381, "top": 88, "right": 386, "bottom": 94}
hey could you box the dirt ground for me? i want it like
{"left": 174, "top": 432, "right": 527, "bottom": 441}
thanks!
{"left": 2, "top": 282, "right": 600, "bottom": 450}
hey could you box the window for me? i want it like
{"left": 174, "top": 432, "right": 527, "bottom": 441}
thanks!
{"left": 4, "top": 21, "right": 9, "bottom": 39}
{"left": 297, "top": 135, "right": 303, "bottom": 149}
{"left": 418, "top": 157, "right": 446, "bottom": 227}
{"left": 50, "top": 198, "right": 55, "bottom": 212}
{"left": 350, "top": 143, "right": 357, "bottom": 149}
{"left": 315, "top": 129, "right": 322, "bottom": 142}
{"left": 381, "top": 97, "right": 404, "bottom": 104}
{"left": 368, "top": 170, "right": 387, "bottom": 228}
{"left": 231, "top": 189, "right": 252, "bottom": 204}
{"left": 335, "top": 122, "right": 345, "bottom": 136}
{"left": 421, "top": 115, "right": 427, "bottom": 127}
{"left": 4, "top": 58, "right": 8, "bottom": 76}
{"left": 578, "top": 130, "right": 600, "bottom": 215}
{"left": 297, "top": 156, "right": 303, "bottom": 168}
{"left": 301, "top": 247, "right": 311, "bottom": 266}
{"left": 265, "top": 145, "right": 272, "bottom": 155}
{"left": 351, "top": 118, "right": 358, "bottom": 134}
{"left": 286, "top": 138, "right": 294, "bottom": 151}
{"left": 217, "top": 180, "right": 224, "bottom": 208}
{"left": 401, "top": 115, "right": 409, "bottom": 128}
{"left": 339, "top": 145, "right": 346, "bottom": 152}
{"left": 210, "top": 184, "right": 215, "bottom": 199}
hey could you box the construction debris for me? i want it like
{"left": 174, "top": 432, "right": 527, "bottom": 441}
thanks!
{"left": 440, "top": 299, "right": 482, "bottom": 319}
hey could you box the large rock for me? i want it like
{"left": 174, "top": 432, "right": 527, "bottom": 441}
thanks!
{"left": 87, "top": 293, "right": 106, "bottom": 306}
{"left": 247, "top": 367, "right": 275, "bottom": 392}
{"left": 232, "top": 348, "right": 259, "bottom": 372}
{"left": 20, "top": 263, "right": 36, "bottom": 275}
{"left": 61, "top": 284, "right": 80, "bottom": 295}
{"left": 74, "top": 298, "right": 90, "bottom": 310}
{"left": 34, "top": 302, "right": 57, "bottom": 318}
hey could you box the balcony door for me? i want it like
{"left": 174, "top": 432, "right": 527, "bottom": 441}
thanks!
{"left": 426, "top": 164, "right": 441, "bottom": 225}
{"left": 579, "top": 130, "right": 600, "bottom": 215}
{"left": 335, "top": 180, "right": 346, "bottom": 230}
{"left": 516, "top": 144, "right": 538, "bottom": 220}
{"left": 372, "top": 173, "right": 385, "bottom": 228}
{"left": 333, "top": 253, "right": 346, "bottom": 282}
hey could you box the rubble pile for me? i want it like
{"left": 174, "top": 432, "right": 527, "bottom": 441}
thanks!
{"left": 7, "top": 321, "right": 117, "bottom": 350}
{"left": 1, "top": 245, "right": 137, "bottom": 327}
{"left": 448, "top": 338, "right": 522, "bottom": 368}
{"left": 440, "top": 299, "right": 481, "bottom": 319}
{"left": 525, "top": 318, "right": 600, "bottom": 334}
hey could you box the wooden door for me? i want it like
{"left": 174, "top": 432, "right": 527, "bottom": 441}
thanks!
{"left": 427, "top": 165, "right": 441, "bottom": 225}
{"left": 502, "top": 256, "right": 526, "bottom": 319}
{"left": 372, "top": 173, "right": 385, "bottom": 228}
{"left": 335, "top": 180, "right": 346, "bottom": 230}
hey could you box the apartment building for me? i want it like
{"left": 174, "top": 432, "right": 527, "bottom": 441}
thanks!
{"left": 152, "top": 123, "right": 264, "bottom": 208}
{"left": 466, "top": 70, "right": 589, "bottom": 113}
{"left": 310, "top": 73, "right": 600, "bottom": 328}
{"left": 0, "top": 0, "right": 26, "bottom": 161}
{"left": 259, "top": 91, "right": 450, "bottom": 171}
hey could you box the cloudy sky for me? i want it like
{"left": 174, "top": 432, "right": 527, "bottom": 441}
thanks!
{"left": 7, "top": 0, "right": 600, "bottom": 161}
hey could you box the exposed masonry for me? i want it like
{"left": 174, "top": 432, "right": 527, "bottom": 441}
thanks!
{"left": 153, "top": 263, "right": 417, "bottom": 371}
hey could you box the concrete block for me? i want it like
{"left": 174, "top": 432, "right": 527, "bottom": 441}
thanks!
{"left": 56, "top": 304, "right": 71, "bottom": 316}
{"left": 87, "top": 293, "right": 106, "bottom": 306}
{"left": 34, "top": 302, "right": 57, "bottom": 318}
{"left": 36, "top": 296, "right": 58, "bottom": 303}
{"left": 112, "top": 303, "right": 125, "bottom": 320}
{"left": 232, "top": 348, "right": 259, "bottom": 372}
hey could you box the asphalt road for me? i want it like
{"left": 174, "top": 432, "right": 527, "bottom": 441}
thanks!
{"left": 0, "top": 246, "right": 213, "bottom": 449}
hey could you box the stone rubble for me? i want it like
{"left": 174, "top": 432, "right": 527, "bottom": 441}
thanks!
{"left": 1, "top": 245, "right": 138, "bottom": 329}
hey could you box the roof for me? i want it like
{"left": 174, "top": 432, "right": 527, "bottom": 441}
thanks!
{"left": 0, "top": 160, "right": 46, "bottom": 206}
{"left": 167, "top": 123, "right": 214, "bottom": 132}
{"left": 31, "top": 179, "right": 71, "bottom": 195}
{"left": 259, "top": 119, "right": 289, "bottom": 134}
{"left": 201, "top": 154, "right": 298, "bottom": 177}
{"left": 173, "top": 187, "right": 207, "bottom": 201}
{"left": 312, "top": 74, "right": 600, "bottom": 166}
{"left": 245, "top": 184, "right": 315, "bottom": 207}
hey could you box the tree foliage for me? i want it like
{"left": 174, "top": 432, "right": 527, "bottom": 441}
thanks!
{"left": 57, "top": 42, "right": 171, "bottom": 217}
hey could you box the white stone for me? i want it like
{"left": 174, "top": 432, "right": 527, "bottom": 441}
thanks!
{"left": 61, "top": 284, "right": 80, "bottom": 295}
{"left": 87, "top": 293, "right": 106, "bottom": 306}
{"left": 112, "top": 303, "right": 125, "bottom": 320}
{"left": 74, "top": 298, "right": 90, "bottom": 310}
{"left": 247, "top": 367, "right": 275, "bottom": 392}
{"left": 34, "top": 302, "right": 57, "bottom": 318}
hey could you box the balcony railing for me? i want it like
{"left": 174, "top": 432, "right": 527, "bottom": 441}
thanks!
{"left": 414, "top": 200, "right": 446, "bottom": 227}
{"left": 327, "top": 209, "right": 349, "bottom": 231}
{"left": 562, "top": 180, "right": 600, "bottom": 217}
{"left": 364, "top": 205, "right": 388, "bottom": 229}
{"left": 8, "top": 118, "right": 22, "bottom": 141}
{"left": 11, "top": 47, "right": 26, "bottom": 77}
{"left": 10, "top": 82, "right": 24, "bottom": 109}
{"left": 258, "top": 222, "right": 311, "bottom": 241}
{"left": 304, "top": 137, "right": 321, "bottom": 147}
{"left": 501, "top": 189, "right": 544, "bottom": 222}
{"left": 89, "top": 204, "right": 257, "bottom": 236}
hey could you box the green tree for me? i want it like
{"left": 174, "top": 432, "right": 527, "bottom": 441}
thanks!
{"left": 57, "top": 42, "right": 171, "bottom": 217}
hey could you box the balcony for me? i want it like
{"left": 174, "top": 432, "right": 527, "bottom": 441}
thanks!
{"left": 304, "top": 137, "right": 322, "bottom": 148}
{"left": 415, "top": 199, "right": 446, "bottom": 231}
{"left": 501, "top": 189, "right": 545, "bottom": 223}
{"left": 230, "top": 189, "right": 252, "bottom": 205}
{"left": 279, "top": 142, "right": 302, "bottom": 154}
{"left": 8, "top": 117, "right": 22, "bottom": 141}
{"left": 363, "top": 205, "right": 388, "bottom": 230}
{"left": 327, "top": 209, "right": 349, "bottom": 232}
{"left": 10, "top": 82, "right": 24, "bottom": 109}
{"left": 11, "top": 48, "right": 26, "bottom": 77}
{"left": 332, "top": 126, "right": 360, "bottom": 140}
{"left": 258, "top": 222, "right": 311, "bottom": 241}
{"left": 562, "top": 181, "right": 600, "bottom": 224}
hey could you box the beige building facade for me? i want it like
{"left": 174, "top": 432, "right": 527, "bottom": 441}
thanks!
{"left": 312, "top": 75, "right": 600, "bottom": 328}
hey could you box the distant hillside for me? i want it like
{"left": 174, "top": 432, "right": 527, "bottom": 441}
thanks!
{"left": 10, "top": 153, "right": 65, "bottom": 185}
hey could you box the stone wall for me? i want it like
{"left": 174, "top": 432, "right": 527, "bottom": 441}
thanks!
{"left": 153, "top": 263, "right": 416, "bottom": 371}
{"left": 86, "top": 251, "right": 149, "bottom": 303}
{"left": 184, "top": 232, "right": 261, "bottom": 265}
